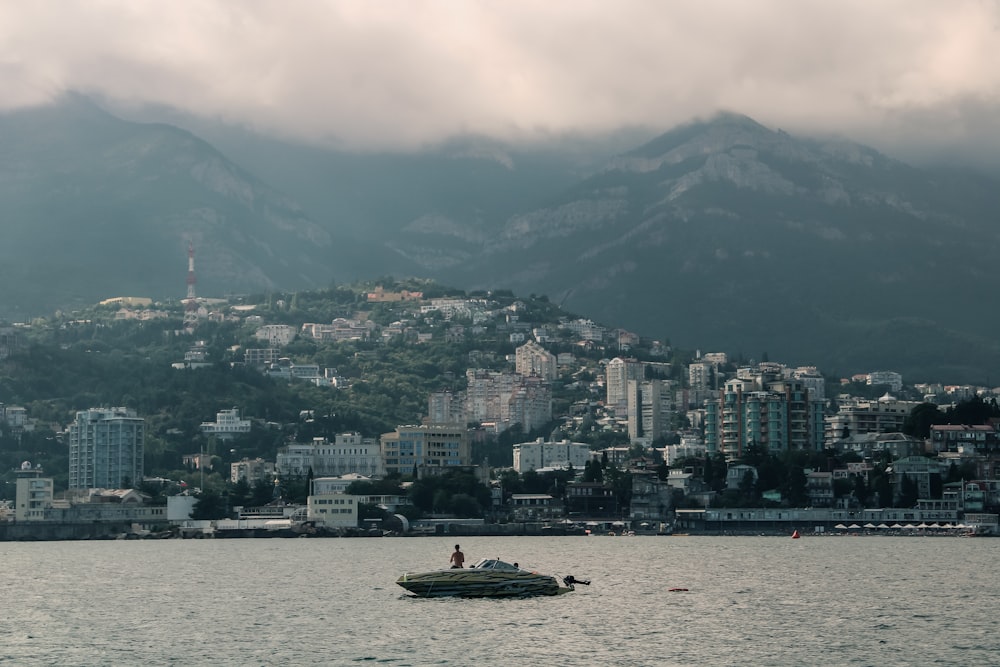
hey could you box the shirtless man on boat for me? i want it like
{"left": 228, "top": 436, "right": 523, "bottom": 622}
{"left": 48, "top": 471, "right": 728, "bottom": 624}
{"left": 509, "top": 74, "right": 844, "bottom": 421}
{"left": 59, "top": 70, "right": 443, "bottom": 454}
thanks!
{"left": 449, "top": 544, "right": 465, "bottom": 568}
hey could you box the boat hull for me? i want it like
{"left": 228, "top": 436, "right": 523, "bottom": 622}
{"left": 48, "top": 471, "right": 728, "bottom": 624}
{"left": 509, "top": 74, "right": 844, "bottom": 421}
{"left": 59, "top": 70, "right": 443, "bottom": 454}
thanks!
{"left": 397, "top": 569, "right": 571, "bottom": 598}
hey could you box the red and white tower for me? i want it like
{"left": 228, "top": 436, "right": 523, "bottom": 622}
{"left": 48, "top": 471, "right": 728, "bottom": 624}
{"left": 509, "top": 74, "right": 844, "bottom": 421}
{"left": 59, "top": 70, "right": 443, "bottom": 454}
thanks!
{"left": 183, "top": 242, "right": 199, "bottom": 325}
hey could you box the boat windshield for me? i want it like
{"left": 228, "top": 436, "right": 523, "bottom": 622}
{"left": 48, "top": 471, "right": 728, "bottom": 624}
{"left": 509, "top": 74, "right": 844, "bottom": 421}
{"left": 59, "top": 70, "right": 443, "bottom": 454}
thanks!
{"left": 470, "top": 558, "right": 518, "bottom": 571}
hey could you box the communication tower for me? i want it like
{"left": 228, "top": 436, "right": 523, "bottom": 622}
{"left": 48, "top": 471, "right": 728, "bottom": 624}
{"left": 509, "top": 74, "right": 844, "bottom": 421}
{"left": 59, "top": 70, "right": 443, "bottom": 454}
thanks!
{"left": 183, "top": 242, "right": 199, "bottom": 326}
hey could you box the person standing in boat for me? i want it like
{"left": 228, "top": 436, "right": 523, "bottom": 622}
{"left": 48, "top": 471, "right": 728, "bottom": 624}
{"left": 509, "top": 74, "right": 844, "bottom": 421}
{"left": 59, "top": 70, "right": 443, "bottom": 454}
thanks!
{"left": 449, "top": 544, "right": 465, "bottom": 568}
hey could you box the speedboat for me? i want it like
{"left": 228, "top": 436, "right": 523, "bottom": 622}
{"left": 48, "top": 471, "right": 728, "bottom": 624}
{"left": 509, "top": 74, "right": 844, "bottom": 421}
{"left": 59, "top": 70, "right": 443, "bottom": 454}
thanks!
{"left": 396, "top": 558, "right": 577, "bottom": 598}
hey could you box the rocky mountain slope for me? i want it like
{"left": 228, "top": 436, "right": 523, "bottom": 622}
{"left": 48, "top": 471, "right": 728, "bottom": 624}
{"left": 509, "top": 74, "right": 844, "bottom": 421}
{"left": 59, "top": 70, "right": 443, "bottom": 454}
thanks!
{"left": 5, "top": 98, "right": 1000, "bottom": 381}
{"left": 0, "top": 95, "right": 382, "bottom": 317}
{"left": 441, "top": 114, "right": 1000, "bottom": 381}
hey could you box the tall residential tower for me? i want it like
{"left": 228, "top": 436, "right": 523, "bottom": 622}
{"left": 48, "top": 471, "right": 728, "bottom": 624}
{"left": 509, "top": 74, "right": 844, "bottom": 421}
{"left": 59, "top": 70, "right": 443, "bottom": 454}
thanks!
{"left": 68, "top": 408, "right": 145, "bottom": 489}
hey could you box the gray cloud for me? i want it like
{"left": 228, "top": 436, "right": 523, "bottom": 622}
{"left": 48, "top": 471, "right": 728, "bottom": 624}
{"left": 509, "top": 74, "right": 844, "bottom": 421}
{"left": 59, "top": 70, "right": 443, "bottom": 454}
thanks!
{"left": 2, "top": 0, "right": 999, "bottom": 162}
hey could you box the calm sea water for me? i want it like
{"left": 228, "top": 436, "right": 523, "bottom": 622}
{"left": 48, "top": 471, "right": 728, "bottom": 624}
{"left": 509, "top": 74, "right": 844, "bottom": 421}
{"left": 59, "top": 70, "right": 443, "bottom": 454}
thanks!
{"left": 2, "top": 535, "right": 997, "bottom": 666}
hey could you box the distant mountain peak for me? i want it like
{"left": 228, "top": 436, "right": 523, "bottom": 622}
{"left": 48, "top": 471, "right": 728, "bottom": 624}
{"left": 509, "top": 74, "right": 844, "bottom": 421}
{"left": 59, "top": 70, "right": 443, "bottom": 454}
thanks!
{"left": 618, "top": 112, "right": 796, "bottom": 168}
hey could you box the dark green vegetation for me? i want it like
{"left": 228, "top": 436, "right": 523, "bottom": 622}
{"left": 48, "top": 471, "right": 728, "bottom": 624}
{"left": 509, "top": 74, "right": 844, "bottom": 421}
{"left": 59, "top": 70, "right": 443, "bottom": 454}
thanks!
{"left": 0, "top": 284, "right": 613, "bottom": 515}
{"left": 3, "top": 281, "right": 995, "bottom": 521}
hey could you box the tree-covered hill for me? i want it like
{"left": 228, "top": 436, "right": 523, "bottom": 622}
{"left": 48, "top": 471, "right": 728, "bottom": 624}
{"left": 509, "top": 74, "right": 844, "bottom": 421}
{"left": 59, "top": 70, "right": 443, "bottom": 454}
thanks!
{"left": 0, "top": 281, "right": 606, "bottom": 496}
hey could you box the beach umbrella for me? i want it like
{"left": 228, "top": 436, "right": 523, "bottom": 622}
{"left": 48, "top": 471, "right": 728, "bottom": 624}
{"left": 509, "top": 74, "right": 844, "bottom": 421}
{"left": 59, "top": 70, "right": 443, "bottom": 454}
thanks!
{"left": 916, "top": 523, "right": 929, "bottom": 529}
{"left": 902, "top": 524, "right": 916, "bottom": 529}
{"left": 890, "top": 523, "right": 903, "bottom": 529}
{"left": 877, "top": 523, "right": 890, "bottom": 529}
{"left": 834, "top": 523, "right": 848, "bottom": 530}
{"left": 863, "top": 523, "right": 877, "bottom": 529}
{"left": 848, "top": 524, "right": 861, "bottom": 529}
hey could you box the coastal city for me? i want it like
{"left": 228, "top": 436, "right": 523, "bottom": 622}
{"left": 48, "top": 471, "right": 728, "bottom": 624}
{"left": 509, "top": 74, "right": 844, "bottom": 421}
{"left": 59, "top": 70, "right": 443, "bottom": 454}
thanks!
{"left": 2, "top": 276, "right": 998, "bottom": 541}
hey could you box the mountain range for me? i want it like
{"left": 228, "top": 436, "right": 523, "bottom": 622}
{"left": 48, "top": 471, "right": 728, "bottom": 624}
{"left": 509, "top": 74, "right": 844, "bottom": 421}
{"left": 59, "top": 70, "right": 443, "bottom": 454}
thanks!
{"left": 4, "top": 95, "right": 1000, "bottom": 383}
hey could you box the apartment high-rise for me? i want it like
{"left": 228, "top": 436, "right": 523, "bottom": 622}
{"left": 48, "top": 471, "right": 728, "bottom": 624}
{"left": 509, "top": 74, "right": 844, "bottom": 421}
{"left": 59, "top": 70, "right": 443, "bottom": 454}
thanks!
{"left": 606, "top": 357, "right": 645, "bottom": 415}
{"left": 515, "top": 341, "right": 557, "bottom": 380}
{"left": 627, "top": 379, "right": 675, "bottom": 442}
{"left": 705, "top": 372, "right": 824, "bottom": 458}
{"left": 428, "top": 391, "right": 462, "bottom": 424}
{"left": 68, "top": 407, "right": 145, "bottom": 489}
{"left": 380, "top": 424, "right": 471, "bottom": 476}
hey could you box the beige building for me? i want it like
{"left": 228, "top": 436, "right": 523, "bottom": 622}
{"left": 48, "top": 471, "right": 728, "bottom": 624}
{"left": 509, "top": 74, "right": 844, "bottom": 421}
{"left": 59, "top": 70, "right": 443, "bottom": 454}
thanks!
{"left": 380, "top": 424, "right": 471, "bottom": 476}
{"left": 230, "top": 458, "right": 275, "bottom": 484}
{"left": 276, "top": 433, "right": 384, "bottom": 477}
{"left": 825, "top": 395, "right": 921, "bottom": 446}
{"left": 606, "top": 357, "right": 645, "bottom": 415}
{"left": 627, "top": 378, "right": 674, "bottom": 442}
{"left": 15, "top": 468, "right": 53, "bottom": 521}
{"left": 307, "top": 493, "right": 360, "bottom": 528}
{"left": 515, "top": 341, "right": 558, "bottom": 381}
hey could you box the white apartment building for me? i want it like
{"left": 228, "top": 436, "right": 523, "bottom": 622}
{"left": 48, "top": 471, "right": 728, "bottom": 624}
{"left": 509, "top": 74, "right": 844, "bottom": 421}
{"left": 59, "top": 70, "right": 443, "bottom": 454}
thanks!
{"left": 428, "top": 391, "right": 463, "bottom": 424}
{"left": 201, "top": 408, "right": 252, "bottom": 441}
{"left": 702, "top": 352, "right": 728, "bottom": 366}
{"left": 627, "top": 378, "right": 675, "bottom": 442}
{"left": 507, "top": 377, "right": 553, "bottom": 433}
{"left": 606, "top": 357, "right": 645, "bottom": 414}
{"left": 688, "top": 362, "right": 713, "bottom": 391}
{"left": 230, "top": 458, "right": 275, "bottom": 484}
{"left": 254, "top": 324, "right": 297, "bottom": 347}
{"left": 1, "top": 404, "right": 28, "bottom": 431}
{"left": 307, "top": 493, "right": 360, "bottom": 528}
{"left": 419, "top": 298, "right": 487, "bottom": 320}
{"left": 825, "top": 395, "right": 922, "bottom": 446}
{"left": 15, "top": 468, "right": 53, "bottom": 521}
{"left": 560, "top": 318, "right": 606, "bottom": 342}
{"left": 462, "top": 369, "right": 552, "bottom": 432}
{"left": 68, "top": 407, "right": 144, "bottom": 490}
{"left": 380, "top": 424, "right": 471, "bottom": 476}
{"left": 792, "top": 367, "right": 826, "bottom": 401}
{"left": 300, "top": 318, "right": 373, "bottom": 342}
{"left": 266, "top": 360, "right": 322, "bottom": 381}
{"left": 276, "top": 433, "right": 385, "bottom": 477}
{"left": 465, "top": 369, "right": 519, "bottom": 423}
{"left": 515, "top": 340, "right": 558, "bottom": 380}
{"left": 867, "top": 371, "right": 903, "bottom": 392}
{"left": 312, "top": 474, "right": 372, "bottom": 494}
{"left": 513, "top": 438, "right": 591, "bottom": 473}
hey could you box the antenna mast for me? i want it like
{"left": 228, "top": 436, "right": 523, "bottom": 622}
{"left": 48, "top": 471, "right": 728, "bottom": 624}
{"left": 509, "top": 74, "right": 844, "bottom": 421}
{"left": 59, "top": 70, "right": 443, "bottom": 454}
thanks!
{"left": 184, "top": 242, "right": 199, "bottom": 326}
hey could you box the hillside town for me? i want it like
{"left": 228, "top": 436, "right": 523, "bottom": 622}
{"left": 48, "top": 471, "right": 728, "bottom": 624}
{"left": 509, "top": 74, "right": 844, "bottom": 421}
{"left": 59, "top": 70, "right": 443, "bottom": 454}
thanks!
{"left": 2, "top": 281, "right": 999, "bottom": 540}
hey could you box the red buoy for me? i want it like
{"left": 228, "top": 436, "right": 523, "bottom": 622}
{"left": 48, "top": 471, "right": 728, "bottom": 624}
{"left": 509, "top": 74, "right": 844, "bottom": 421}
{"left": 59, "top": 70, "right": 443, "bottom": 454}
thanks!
{"left": 791, "top": 530, "right": 801, "bottom": 539}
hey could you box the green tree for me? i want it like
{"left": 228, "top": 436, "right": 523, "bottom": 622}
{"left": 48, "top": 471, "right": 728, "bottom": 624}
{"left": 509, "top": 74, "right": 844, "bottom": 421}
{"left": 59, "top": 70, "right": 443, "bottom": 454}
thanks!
{"left": 903, "top": 403, "right": 943, "bottom": 438}
{"left": 250, "top": 479, "right": 276, "bottom": 506}
{"left": 229, "top": 478, "right": 251, "bottom": 508}
{"left": 899, "top": 474, "right": 919, "bottom": 507}
{"left": 191, "top": 489, "right": 228, "bottom": 520}
{"left": 853, "top": 474, "right": 869, "bottom": 507}
{"left": 782, "top": 464, "right": 808, "bottom": 506}
{"left": 450, "top": 493, "right": 481, "bottom": 518}
{"left": 739, "top": 470, "right": 758, "bottom": 503}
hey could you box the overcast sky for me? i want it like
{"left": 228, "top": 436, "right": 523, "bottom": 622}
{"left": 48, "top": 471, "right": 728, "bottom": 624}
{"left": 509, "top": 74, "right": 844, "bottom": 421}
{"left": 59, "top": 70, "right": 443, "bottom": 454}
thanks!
{"left": 2, "top": 1, "right": 999, "bottom": 163}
